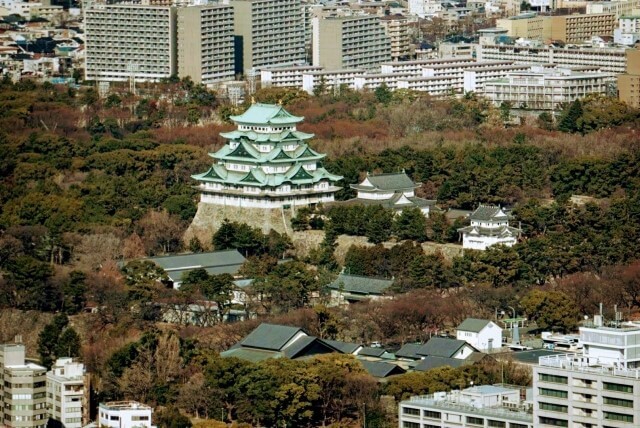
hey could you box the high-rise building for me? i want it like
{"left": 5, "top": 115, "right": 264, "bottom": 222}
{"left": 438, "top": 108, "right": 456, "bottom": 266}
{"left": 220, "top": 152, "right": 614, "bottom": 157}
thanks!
{"left": 176, "top": 5, "right": 235, "bottom": 85}
{"left": 0, "top": 344, "right": 47, "bottom": 428}
{"left": 192, "top": 103, "right": 342, "bottom": 209}
{"left": 533, "top": 322, "right": 640, "bottom": 428}
{"left": 380, "top": 15, "right": 410, "bottom": 62}
{"left": 46, "top": 358, "right": 86, "bottom": 428}
{"left": 312, "top": 15, "right": 391, "bottom": 70}
{"left": 618, "top": 49, "right": 640, "bottom": 108}
{"left": 230, "top": 0, "right": 306, "bottom": 75}
{"left": 84, "top": 5, "right": 177, "bottom": 82}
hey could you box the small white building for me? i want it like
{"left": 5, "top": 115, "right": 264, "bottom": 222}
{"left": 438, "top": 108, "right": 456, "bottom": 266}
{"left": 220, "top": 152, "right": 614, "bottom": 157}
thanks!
{"left": 458, "top": 205, "right": 522, "bottom": 250}
{"left": 98, "top": 401, "right": 153, "bottom": 428}
{"left": 46, "top": 358, "right": 86, "bottom": 428}
{"left": 456, "top": 318, "right": 503, "bottom": 352}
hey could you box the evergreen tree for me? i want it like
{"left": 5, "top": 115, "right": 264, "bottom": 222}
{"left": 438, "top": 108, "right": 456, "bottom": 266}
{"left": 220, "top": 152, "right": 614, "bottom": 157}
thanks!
{"left": 393, "top": 207, "right": 428, "bottom": 242}
{"left": 365, "top": 206, "right": 393, "bottom": 244}
{"left": 557, "top": 99, "right": 583, "bottom": 133}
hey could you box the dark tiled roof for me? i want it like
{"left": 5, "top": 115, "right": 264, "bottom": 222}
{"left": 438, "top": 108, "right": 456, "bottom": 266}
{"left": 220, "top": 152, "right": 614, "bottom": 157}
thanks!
{"left": 396, "top": 343, "right": 423, "bottom": 360}
{"left": 327, "top": 274, "right": 394, "bottom": 295}
{"left": 360, "top": 360, "right": 406, "bottom": 378}
{"left": 457, "top": 225, "right": 521, "bottom": 237}
{"left": 470, "top": 205, "right": 508, "bottom": 221}
{"left": 358, "top": 347, "right": 387, "bottom": 357}
{"left": 357, "top": 172, "right": 418, "bottom": 191}
{"left": 219, "top": 347, "right": 283, "bottom": 363}
{"left": 418, "top": 337, "right": 472, "bottom": 358}
{"left": 324, "top": 339, "right": 362, "bottom": 354}
{"left": 240, "top": 323, "right": 304, "bottom": 351}
{"left": 413, "top": 356, "right": 467, "bottom": 371}
{"left": 283, "top": 335, "right": 322, "bottom": 358}
{"left": 145, "top": 249, "right": 246, "bottom": 283}
{"left": 457, "top": 318, "right": 492, "bottom": 333}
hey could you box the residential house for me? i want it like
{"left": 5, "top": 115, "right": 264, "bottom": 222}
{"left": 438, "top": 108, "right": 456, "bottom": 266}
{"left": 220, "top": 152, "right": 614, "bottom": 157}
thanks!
{"left": 396, "top": 337, "right": 484, "bottom": 371}
{"left": 98, "top": 401, "right": 152, "bottom": 428}
{"left": 359, "top": 360, "right": 406, "bottom": 380}
{"left": 457, "top": 205, "right": 522, "bottom": 250}
{"left": 220, "top": 323, "right": 341, "bottom": 362}
{"left": 347, "top": 172, "right": 437, "bottom": 217}
{"left": 456, "top": 318, "right": 503, "bottom": 352}
{"left": 326, "top": 273, "right": 394, "bottom": 305}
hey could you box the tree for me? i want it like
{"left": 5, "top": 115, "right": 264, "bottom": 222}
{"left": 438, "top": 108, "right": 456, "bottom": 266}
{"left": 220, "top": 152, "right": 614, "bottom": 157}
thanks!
{"left": 365, "top": 206, "right": 393, "bottom": 244}
{"left": 374, "top": 83, "right": 393, "bottom": 105}
{"left": 155, "top": 407, "right": 192, "bottom": 428}
{"left": 557, "top": 99, "right": 583, "bottom": 133}
{"left": 5, "top": 256, "right": 58, "bottom": 311}
{"left": 37, "top": 314, "right": 80, "bottom": 368}
{"left": 393, "top": 207, "right": 427, "bottom": 241}
{"left": 62, "top": 271, "right": 87, "bottom": 315}
{"left": 520, "top": 289, "right": 579, "bottom": 332}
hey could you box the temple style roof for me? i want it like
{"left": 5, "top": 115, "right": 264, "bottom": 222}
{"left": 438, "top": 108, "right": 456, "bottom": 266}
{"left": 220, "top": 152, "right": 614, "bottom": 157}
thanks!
{"left": 470, "top": 205, "right": 509, "bottom": 221}
{"left": 192, "top": 165, "right": 342, "bottom": 188}
{"left": 341, "top": 193, "right": 436, "bottom": 210}
{"left": 211, "top": 142, "right": 325, "bottom": 163}
{"left": 457, "top": 225, "right": 521, "bottom": 237}
{"left": 220, "top": 129, "right": 314, "bottom": 142}
{"left": 350, "top": 172, "right": 420, "bottom": 192}
{"left": 327, "top": 274, "right": 394, "bottom": 295}
{"left": 229, "top": 103, "right": 304, "bottom": 125}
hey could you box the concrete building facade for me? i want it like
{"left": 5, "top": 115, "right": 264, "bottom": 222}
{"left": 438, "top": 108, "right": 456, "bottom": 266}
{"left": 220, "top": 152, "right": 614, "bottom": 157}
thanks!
{"left": 380, "top": 15, "right": 410, "bottom": 61}
{"left": 46, "top": 358, "right": 86, "bottom": 428}
{"left": 312, "top": 15, "right": 391, "bottom": 71}
{"left": 0, "top": 344, "right": 47, "bottom": 428}
{"left": 230, "top": 0, "right": 306, "bottom": 74}
{"left": 497, "top": 13, "right": 551, "bottom": 40}
{"left": 85, "top": 5, "right": 177, "bottom": 82}
{"left": 483, "top": 67, "right": 615, "bottom": 111}
{"left": 176, "top": 5, "right": 235, "bottom": 85}
{"left": 550, "top": 13, "right": 616, "bottom": 43}
{"left": 98, "top": 401, "right": 153, "bottom": 428}
{"left": 619, "top": 48, "right": 640, "bottom": 108}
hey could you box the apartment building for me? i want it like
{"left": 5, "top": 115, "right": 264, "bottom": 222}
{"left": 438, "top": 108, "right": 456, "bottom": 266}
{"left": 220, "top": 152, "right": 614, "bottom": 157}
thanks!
{"left": 533, "top": 321, "right": 640, "bottom": 428}
{"left": 176, "top": 5, "right": 234, "bottom": 85}
{"left": 463, "top": 64, "right": 534, "bottom": 92}
{"left": 301, "top": 69, "right": 365, "bottom": 94}
{"left": 586, "top": 0, "right": 640, "bottom": 18}
{"left": 496, "top": 13, "right": 551, "bottom": 40}
{"left": 312, "top": 15, "right": 391, "bottom": 71}
{"left": 0, "top": 344, "right": 47, "bottom": 428}
{"left": 230, "top": 0, "right": 306, "bottom": 74}
{"left": 396, "top": 75, "right": 463, "bottom": 96}
{"left": 379, "top": 57, "right": 475, "bottom": 75}
{"left": 438, "top": 42, "right": 477, "bottom": 59}
{"left": 353, "top": 72, "right": 417, "bottom": 90}
{"left": 483, "top": 67, "right": 615, "bottom": 110}
{"left": 618, "top": 49, "right": 640, "bottom": 107}
{"left": 478, "top": 43, "right": 629, "bottom": 73}
{"left": 260, "top": 65, "right": 323, "bottom": 88}
{"left": 46, "top": 358, "right": 86, "bottom": 428}
{"left": 550, "top": 13, "right": 616, "bottom": 44}
{"left": 398, "top": 384, "right": 534, "bottom": 428}
{"left": 379, "top": 15, "right": 410, "bottom": 61}
{"left": 98, "top": 401, "right": 153, "bottom": 428}
{"left": 84, "top": 5, "right": 177, "bottom": 82}
{"left": 615, "top": 15, "right": 640, "bottom": 45}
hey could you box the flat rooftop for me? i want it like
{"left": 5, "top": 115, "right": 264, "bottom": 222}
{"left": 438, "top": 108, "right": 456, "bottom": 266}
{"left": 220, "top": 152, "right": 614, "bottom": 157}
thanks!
{"left": 539, "top": 353, "right": 640, "bottom": 379}
{"left": 100, "top": 401, "right": 152, "bottom": 411}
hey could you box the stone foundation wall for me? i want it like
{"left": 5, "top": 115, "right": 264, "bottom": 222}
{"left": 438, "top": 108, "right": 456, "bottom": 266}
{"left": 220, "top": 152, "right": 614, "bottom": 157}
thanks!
{"left": 184, "top": 202, "right": 296, "bottom": 248}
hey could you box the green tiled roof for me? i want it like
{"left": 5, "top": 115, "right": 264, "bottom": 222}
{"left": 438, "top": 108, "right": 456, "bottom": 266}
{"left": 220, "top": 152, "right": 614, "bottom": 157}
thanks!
{"left": 220, "top": 347, "right": 284, "bottom": 363}
{"left": 457, "top": 318, "right": 492, "bottom": 333}
{"left": 229, "top": 103, "right": 304, "bottom": 125}
{"left": 352, "top": 172, "right": 419, "bottom": 192}
{"left": 220, "top": 129, "right": 314, "bottom": 142}
{"left": 470, "top": 205, "right": 508, "bottom": 221}
{"left": 418, "top": 337, "right": 471, "bottom": 358}
{"left": 359, "top": 360, "right": 406, "bottom": 378}
{"left": 193, "top": 166, "right": 341, "bottom": 188}
{"left": 145, "top": 249, "right": 246, "bottom": 278}
{"left": 212, "top": 143, "right": 325, "bottom": 164}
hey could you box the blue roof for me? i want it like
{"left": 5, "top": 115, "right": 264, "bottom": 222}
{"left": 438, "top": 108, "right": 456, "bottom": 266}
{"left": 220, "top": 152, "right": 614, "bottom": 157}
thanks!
{"left": 229, "top": 103, "right": 304, "bottom": 125}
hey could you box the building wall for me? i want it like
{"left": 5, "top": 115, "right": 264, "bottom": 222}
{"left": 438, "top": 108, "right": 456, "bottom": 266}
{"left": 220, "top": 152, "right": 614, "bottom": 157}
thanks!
{"left": 497, "top": 15, "right": 551, "bottom": 40}
{"left": 619, "top": 49, "right": 640, "bottom": 108}
{"left": 85, "top": 5, "right": 177, "bottom": 82}
{"left": 177, "top": 5, "right": 234, "bottom": 85}
{"left": 550, "top": 13, "right": 616, "bottom": 43}
{"left": 231, "top": 0, "right": 306, "bottom": 74}
{"left": 312, "top": 17, "right": 343, "bottom": 69}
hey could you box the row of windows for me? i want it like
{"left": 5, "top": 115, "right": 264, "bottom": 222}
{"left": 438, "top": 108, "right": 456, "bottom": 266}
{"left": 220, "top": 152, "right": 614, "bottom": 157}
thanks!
{"left": 603, "top": 382, "right": 633, "bottom": 393}
{"left": 604, "top": 411, "right": 633, "bottom": 423}
{"left": 539, "top": 388, "right": 568, "bottom": 398}
{"left": 604, "top": 396, "right": 634, "bottom": 408}
{"left": 539, "top": 416, "right": 568, "bottom": 427}
{"left": 539, "top": 402, "right": 568, "bottom": 413}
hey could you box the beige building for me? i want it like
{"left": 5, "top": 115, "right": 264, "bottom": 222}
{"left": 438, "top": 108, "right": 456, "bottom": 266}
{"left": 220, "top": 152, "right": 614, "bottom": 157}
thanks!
{"left": 619, "top": 49, "right": 640, "bottom": 107}
{"left": 550, "top": 13, "right": 616, "bottom": 43}
{"left": 379, "top": 15, "right": 410, "bottom": 61}
{"left": 0, "top": 344, "right": 47, "bottom": 428}
{"left": 46, "top": 358, "right": 87, "bottom": 428}
{"left": 497, "top": 13, "right": 551, "bottom": 40}
{"left": 586, "top": 0, "right": 640, "bottom": 18}
{"left": 312, "top": 15, "right": 391, "bottom": 70}
{"left": 177, "top": 5, "right": 235, "bottom": 85}
{"left": 230, "top": 0, "right": 306, "bottom": 74}
{"left": 85, "top": 5, "right": 177, "bottom": 82}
